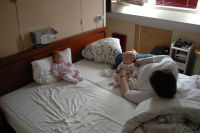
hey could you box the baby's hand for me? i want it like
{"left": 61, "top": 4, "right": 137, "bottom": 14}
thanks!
{"left": 66, "top": 62, "right": 72, "bottom": 67}
{"left": 133, "top": 74, "right": 137, "bottom": 78}
{"left": 58, "top": 74, "right": 64, "bottom": 79}
{"left": 119, "top": 69, "right": 127, "bottom": 76}
{"left": 116, "top": 68, "right": 121, "bottom": 73}
{"left": 129, "top": 49, "right": 137, "bottom": 54}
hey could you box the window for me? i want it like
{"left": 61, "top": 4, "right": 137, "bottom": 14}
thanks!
{"left": 156, "top": 0, "right": 198, "bottom": 9}
{"left": 118, "top": 0, "right": 199, "bottom": 9}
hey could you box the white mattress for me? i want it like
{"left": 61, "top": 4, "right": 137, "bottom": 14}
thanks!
{"left": 74, "top": 59, "right": 123, "bottom": 97}
{"left": 0, "top": 59, "right": 137, "bottom": 133}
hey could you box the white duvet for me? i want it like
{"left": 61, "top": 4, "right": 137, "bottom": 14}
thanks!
{"left": 122, "top": 74, "right": 200, "bottom": 133}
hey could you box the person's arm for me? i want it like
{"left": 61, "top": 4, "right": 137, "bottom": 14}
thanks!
{"left": 119, "top": 76, "right": 130, "bottom": 98}
{"left": 124, "top": 90, "right": 153, "bottom": 104}
{"left": 119, "top": 69, "right": 130, "bottom": 98}
{"left": 129, "top": 49, "right": 138, "bottom": 54}
{"left": 135, "top": 57, "right": 153, "bottom": 67}
{"left": 52, "top": 65, "right": 60, "bottom": 78}
{"left": 65, "top": 61, "right": 72, "bottom": 67}
{"left": 135, "top": 55, "right": 168, "bottom": 67}
{"left": 119, "top": 74, "right": 153, "bottom": 104}
{"left": 116, "top": 63, "right": 122, "bottom": 73}
{"left": 152, "top": 55, "right": 168, "bottom": 63}
{"left": 150, "top": 55, "right": 178, "bottom": 80}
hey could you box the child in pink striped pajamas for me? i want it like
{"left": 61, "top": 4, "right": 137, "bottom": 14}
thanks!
{"left": 52, "top": 51, "right": 83, "bottom": 84}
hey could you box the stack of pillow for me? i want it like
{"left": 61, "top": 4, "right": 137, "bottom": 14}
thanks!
{"left": 81, "top": 37, "right": 122, "bottom": 65}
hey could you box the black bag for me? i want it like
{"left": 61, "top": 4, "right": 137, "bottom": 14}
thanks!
{"left": 150, "top": 46, "right": 170, "bottom": 55}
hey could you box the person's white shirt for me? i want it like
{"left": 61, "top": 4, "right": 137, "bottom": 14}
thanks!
{"left": 124, "top": 55, "right": 178, "bottom": 104}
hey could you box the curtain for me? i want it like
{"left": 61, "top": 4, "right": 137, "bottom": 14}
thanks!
{"left": 106, "top": 0, "right": 111, "bottom": 12}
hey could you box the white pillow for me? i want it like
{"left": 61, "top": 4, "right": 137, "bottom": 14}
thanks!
{"left": 31, "top": 48, "right": 72, "bottom": 84}
{"left": 81, "top": 37, "right": 122, "bottom": 65}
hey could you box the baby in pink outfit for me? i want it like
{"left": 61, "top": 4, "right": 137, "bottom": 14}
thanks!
{"left": 117, "top": 51, "right": 137, "bottom": 78}
{"left": 52, "top": 51, "right": 83, "bottom": 83}
{"left": 110, "top": 51, "right": 137, "bottom": 87}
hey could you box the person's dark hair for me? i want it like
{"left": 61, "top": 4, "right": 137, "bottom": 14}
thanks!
{"left": 150, "top": 70, "right": 177, "bottom": 99}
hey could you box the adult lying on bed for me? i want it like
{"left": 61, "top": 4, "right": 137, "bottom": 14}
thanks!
{"left": 119, "top": 55, "right": 178, "bottom": 104}
{"left": 112, "top": 49, "right": 153, "bottom": 69}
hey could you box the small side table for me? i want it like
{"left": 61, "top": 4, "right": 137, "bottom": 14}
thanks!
{"left": 0, "top": 111, "right": 5, "bottom": 132}
{"left": 169, "top": 42, "right": 194, "bottom": 75}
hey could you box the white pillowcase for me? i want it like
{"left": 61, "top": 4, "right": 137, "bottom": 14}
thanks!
{"left": 31, "top": 48, "right": 72, "bottom": 84}
{"left": 81, "top": 37, "right": 122, "bottom": 65}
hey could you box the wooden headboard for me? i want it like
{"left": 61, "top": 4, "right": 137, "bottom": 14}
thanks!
{"left": 0, "top": 27, "right": 107, "bottom": 96}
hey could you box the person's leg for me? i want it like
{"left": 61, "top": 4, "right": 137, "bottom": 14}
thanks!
{"left": 73, "top": 69, "right": 80, "bottom": 77}
{"left": 73, "top": 69, "right": 83, "bottom": 81}
{"left": 119, "top": 76, "right": 130, "bottom": 98}
{"left": 63, "top": 74, "right": 79, "bottom": 83}
{"left": 113, "top": 53, "right": 124, "bottom": 69}
{"left": 74, "top": 74, "right": 83, "bottom": 81}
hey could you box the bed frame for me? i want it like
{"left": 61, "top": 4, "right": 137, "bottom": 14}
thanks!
{"left": 0, "top": 27, "right": 107, "bottom": 97}
{"left": 0, "top": 27, "right": 107, "bottom": 132}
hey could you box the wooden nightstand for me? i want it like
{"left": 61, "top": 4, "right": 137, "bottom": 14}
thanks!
{"left": 0, "top": 111, "right": 6, "bottom": 132}
{"left": 0, "top": 111, "right": 15, "bottom": 133}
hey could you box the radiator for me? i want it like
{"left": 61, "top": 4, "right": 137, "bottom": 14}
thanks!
{"left": 193, "top": 49, "right": 200, "bottom": 75}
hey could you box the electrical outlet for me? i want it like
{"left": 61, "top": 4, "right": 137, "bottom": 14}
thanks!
{"left": 21, "top": 33, "right": 24, "bottom": 41}
{"left": 95, "top": 15, "right": 104, "bottom": 22}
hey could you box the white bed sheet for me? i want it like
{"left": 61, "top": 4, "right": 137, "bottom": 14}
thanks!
{"left": 0, "top": 80, "right": 136, "bottom": 133}
{"left": 74, "top": 59, "right": 123, "bottom": 97}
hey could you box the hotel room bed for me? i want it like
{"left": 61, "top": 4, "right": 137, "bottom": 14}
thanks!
{"left": 0, "top": 27, "right": 200, "bottom": 133}
{"left": 0, "top": 27, "right": 137, "bottom": 133}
